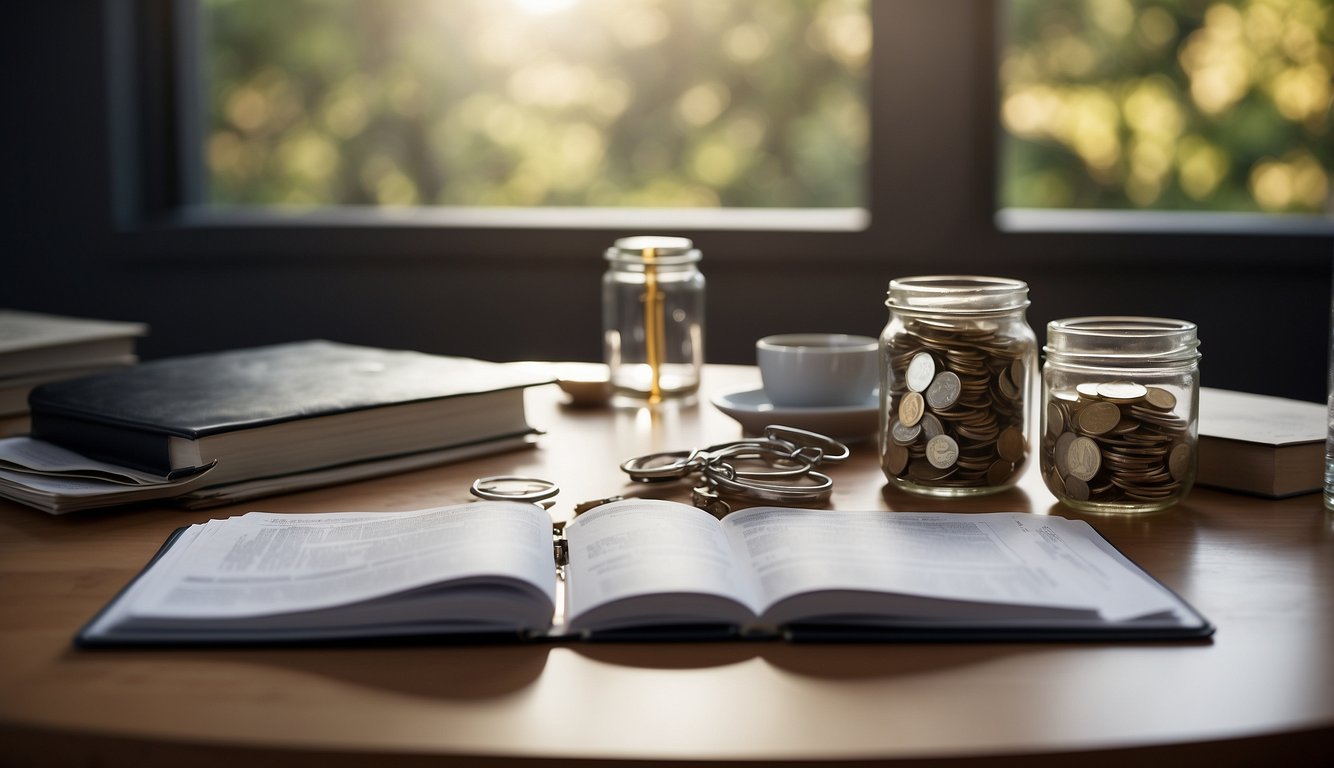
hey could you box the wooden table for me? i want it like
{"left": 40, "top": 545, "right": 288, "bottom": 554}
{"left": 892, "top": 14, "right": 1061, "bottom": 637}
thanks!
{"left": 2, "top": 365, "right": 1331, "bottom": 766}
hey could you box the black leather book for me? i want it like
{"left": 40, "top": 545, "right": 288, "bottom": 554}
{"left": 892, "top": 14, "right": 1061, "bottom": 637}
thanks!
{"left": 28, "top": 341, "right": 550, "bottom": 482}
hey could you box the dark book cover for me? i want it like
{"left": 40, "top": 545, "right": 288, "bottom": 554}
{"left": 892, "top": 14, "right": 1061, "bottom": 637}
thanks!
{"left": 28, "top": 341, "right": 551, "bottom": 474}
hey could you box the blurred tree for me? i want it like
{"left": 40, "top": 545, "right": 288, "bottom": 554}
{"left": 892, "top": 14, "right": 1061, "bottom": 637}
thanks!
{"left": 1000, "top": 0, "right": 1332, "bottom": 215}
{"left": 202, "top": 0, "right": 870, "bottom": 209}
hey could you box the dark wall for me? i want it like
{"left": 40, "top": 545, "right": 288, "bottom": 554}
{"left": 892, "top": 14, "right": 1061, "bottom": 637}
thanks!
{"left": 3, "top": 2, "right": 1330, "bottom": 403}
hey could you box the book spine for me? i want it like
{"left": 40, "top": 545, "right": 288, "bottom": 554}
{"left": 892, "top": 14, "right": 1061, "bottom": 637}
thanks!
{"left": 31, "top": 412, "right": 179, "bottom": 475}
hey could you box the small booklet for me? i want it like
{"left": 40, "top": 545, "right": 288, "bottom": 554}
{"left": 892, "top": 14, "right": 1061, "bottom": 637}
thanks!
{"left": 77, "top": 500, "right": 1212, "bottom": 646}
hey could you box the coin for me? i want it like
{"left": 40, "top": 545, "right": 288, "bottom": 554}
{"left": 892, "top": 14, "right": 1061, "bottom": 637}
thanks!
{"left": 891, "top": 418, "right": 922, "bottom": 446}
{"left": 1054, "top": 430, "right": 1077, "bottom": 476}
{"left": 909, "top": 457, "right": 955, "bottom": 481}
{"left": 925, "top": 434, "right": 960, "bottom": 469}
{"left": 1065, "top": 436, "right": 1102, "bottom": 481}
{"left": 1075, "top": 382, "right": 1102, "bottom": 399}
{"left": 1076, "top": 401, "right": 1122, "bottom": 435}
{"left": 997, "top": 426, "right": 1026, "bottom": 462}
{"left": 1168, "top": 442, "right": 1192, "bottom": 481}
{"left": 882, "top": 317, "right": 1030, "bottom": 491}
{"left": 925, "top": 371, "right": 962, "bottom": 410}
{"left": 884, "top": 442, "right": 910, "bottom": 475}
{"left": 1097, "top": 381, "right": 1148, "bottom": 403}
{"left": 987, "top": 460, "right": 1016, "bottom": 486}
{"left": 1042, "top": 377, "right": 1192, "bottom": 508}
{"left": 1145, "top": 387, "right": 1177, "bottom": 411}
{"left": 919, "top": 412, "right": 944, "bottom": 440}
{"left": 1063, "top": 475, "right": 1091, "bottom": 501}
{"left": 1046, "top": 401, "right": 1066, "bottom": 438}
{"left": 905, "top": 352, "right": 935, "bottom": 392}
{"left": 898, "top": 391, "right": 925, "bottom": 427}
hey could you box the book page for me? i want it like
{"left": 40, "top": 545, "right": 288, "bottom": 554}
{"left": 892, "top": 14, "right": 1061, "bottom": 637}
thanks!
{"left": 562, "top": 499, "right": 761, "bottom": 630}
{"left": 123, "top": 502, "right": 557, "bottom": 619}
{"left": 722, "top": 508, "right": 1182, "bottom": 623}
{"left": 1199, "top": 388, "right": 1325, "bottom": 446}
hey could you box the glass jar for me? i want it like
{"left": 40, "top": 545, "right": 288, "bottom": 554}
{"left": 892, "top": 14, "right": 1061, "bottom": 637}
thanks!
{"left": 602, "top": 236, "right": 705, "bottom": 405}
{"left": 1041, "top": 317, "right": 1201, "bottom": 514}
{"left": 879, "top": 276, "right": 1036, "bottom": 497}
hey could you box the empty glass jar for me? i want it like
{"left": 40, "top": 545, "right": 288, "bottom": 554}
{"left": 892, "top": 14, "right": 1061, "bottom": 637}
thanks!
{"left": 879, "top": 276, "right": 1036, "bottom": 497}
{"left": 602, "top": 236, "right": 705, "bottom": 405}
{"left": 1041, "top": 317, "right": 1201, "bottom": 514}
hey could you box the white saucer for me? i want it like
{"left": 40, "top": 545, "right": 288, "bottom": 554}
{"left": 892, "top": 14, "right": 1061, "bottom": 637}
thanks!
{"left": 710, "top": 388, "right": 879, "bottom": 441}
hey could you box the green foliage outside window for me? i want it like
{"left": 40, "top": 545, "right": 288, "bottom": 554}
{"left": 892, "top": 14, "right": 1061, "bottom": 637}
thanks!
{"left": 1001, "top": 0, "right": 1332, "bottom": 214}
{"left": 202, "top": 0, "right": 870, "bottom": 209}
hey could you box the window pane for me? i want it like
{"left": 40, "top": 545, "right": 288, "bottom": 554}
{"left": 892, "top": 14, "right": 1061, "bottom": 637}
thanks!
{"left": 199, "top": 0, "right": 869, "bottom": 209}
{"left": 999, "top": 0, "right": 1332, "bottom": 214}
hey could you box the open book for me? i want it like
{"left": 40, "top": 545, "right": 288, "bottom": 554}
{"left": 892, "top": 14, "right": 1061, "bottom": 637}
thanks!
{"left": 77, "top": 500, "right": 1212, "bottom": 646}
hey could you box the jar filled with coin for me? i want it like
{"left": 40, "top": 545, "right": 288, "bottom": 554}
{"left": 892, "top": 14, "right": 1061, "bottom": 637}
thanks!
{"left": 1041, "top": 317, "right": 1201, "bottom": 514}
{"left": 879, "top": 276, "right": 1037, "bottom": 497}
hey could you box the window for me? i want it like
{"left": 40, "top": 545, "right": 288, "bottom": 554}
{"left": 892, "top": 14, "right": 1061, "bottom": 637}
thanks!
{"left": 86, "top": 2, "right": 1333, "bottom": 401}
{"left": 111, "top": 1, "right": 1333, "bottom": 248}
{"left": 192, "top": 0, "right": 869, "bottom": 227}
{"left": 998, "top": 0, "right": 1333, "bottom": 231}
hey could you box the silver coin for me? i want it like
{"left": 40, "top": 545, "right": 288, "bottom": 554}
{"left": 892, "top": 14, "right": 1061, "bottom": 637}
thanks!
{"left": 925, "top": 434, "right": 960, "bottom": 469}
{"left": 891, "top": 418, "right": 923, "bottom": 446}
{"left": 1097, "top": 381, "right": 1149, "bottom": 403}
{"left": 1075, "top": 382, "right": 1102, "bottom": 399}
{"left": 925, "top": 371, "right": 962, "bottom": 410}
{"left": 919, "top": 412, "right": 945, "bottom": 440}
{"left": 1065, "top": 436, "right": 1102, "bottom": 482}
{"left": 905, "top": 352, "right": 936, "bottom": 393}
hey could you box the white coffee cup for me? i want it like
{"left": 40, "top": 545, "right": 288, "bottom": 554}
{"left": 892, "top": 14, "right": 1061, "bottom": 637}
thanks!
{"left": 756, "top": 334, "right": 879, "bottom": 408}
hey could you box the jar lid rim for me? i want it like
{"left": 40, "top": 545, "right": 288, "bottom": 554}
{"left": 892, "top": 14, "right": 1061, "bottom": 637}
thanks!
{"left": 887, "top": 275, "right": 1029, "bottom": 294}
{"left": 609, "top": 235, "right": 696, "bottom": 256}
{"left": 1044, "top": 316, "right": 1200, "bottom": 362}
{"left": 885, "top": 275, "right": 1030, "bottom": 314}
{"left": 1047, "top": 316, "right": 1198, "bottom": 336}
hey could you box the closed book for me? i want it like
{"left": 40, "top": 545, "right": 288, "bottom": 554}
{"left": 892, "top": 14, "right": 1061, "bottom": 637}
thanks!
{"left": 0, "top": 309, "right": 145, "bottom": 379}
{"left": 0, "top": 310, "right": 145, "bottom": 415}
{"left": 28, "top": 341, "right": 550, "bottom": 485}
{"left": 1196, "top": 388, "right": 1326, "bottom": 498}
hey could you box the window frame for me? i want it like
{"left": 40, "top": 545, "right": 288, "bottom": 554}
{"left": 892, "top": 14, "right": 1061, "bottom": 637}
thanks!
{"left": 105, "top": 0, "right": 1333, "bottom": 268}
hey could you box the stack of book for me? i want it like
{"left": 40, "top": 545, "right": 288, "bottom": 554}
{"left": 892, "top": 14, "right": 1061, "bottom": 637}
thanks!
{"left": 0, "top": 340, "right": 552, "bottom": 513}
{"left": 0, "top": 310, "right": 146, "bottom": 437}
